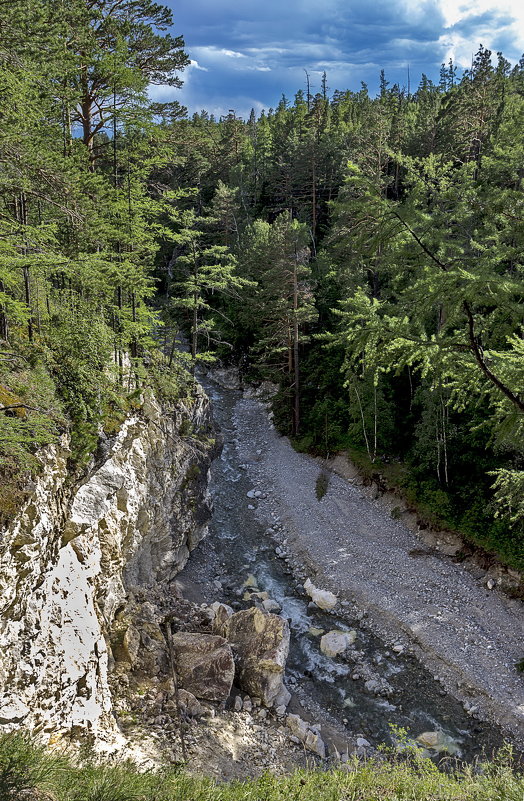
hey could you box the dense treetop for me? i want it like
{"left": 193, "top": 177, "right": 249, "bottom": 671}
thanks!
{"left": 0, "top": 3, "right": 522, "bottom": 566}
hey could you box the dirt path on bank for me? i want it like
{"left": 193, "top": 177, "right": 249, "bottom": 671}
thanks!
{"left": 232, "top": 393, "right": 524, "bottom": 747}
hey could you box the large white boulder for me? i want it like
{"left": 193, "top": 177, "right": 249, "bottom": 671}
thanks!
{"left": 304, "top": 578, "right": 338, "bottom": 610}
{"left": 320, "top": 629, "right": 357, "bottom": 658}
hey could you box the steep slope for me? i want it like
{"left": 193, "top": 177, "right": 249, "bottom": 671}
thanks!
{"left": 0, "top": 388, "right": 214, "bottom": 740}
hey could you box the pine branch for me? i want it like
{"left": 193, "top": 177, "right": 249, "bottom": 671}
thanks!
{"left": 463, "top": 300, "right": 524, "bottom": 412}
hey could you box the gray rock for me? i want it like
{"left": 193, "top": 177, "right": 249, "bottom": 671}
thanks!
{"left": 320, "top": 629, "right": 356, "bottom": 658}
{"left": 224, "top": 607, "right": 290, "bottom": 706}
{"left": 273, "top": 685, "right": 291, "bottom": 710}
{"left": 305, "top": 730, "right": 326, "bottom": 758}
{"left": 171, "top": 632, "right": 235, "bottom": 701}
{"left": 233, "top": 695, "right": 243, "bottom": 711}
{"left": 262, "top": 599, "right": 282, "bottom": 614}
{"left": 177, "top": 689, "right": 203, "bottom": 718}
{"left": 211, "top": 602, "right": 234, "bottom": 638}
{"left": 356, "top": 737, "right": 371, "bottom": 748}
{"left": 286, "top": 713, "right": 308, "bottom": 741}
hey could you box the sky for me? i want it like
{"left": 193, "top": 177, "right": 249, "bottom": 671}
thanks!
{"left": 154, "top": 0, "right": 524, "bottom": 119}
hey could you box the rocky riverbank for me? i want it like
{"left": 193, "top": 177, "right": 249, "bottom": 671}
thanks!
{"left": 1, "top": 371, "right": 522, "bottom": 779}
{"left": 168, "top": 372, "right": 523, "bottom": 776}
{"left": 225, "top": 383, "right": 524, "bottom": 750}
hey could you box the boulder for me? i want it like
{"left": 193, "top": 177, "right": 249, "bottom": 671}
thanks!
{"left": 273, "top": 685, "right": 291, "bottom": 710}
{"left": 304, "top": 578, "right": 338, "bottom": 610}
{"left": 262, "top": 599, "right": 281, "bottom": 613}
{"left": 233, "top": 695, "right": 243, "bottom": 711}
{"left": 320, "top": 629, "right": 357, "bottom": 658}
{"left": 305, "top": 730, "right": 326, "bottom": 758}
{"left": 177, "top": 689, "right": 203, "bottom": 718}
{"left": 171, "top": 632, "right": 235, "bottom": 701}
{"left": 286, "top": 713, "right": 308, "bottom": 741}
{"left": 210, "top": 367, "right": 242, "bottom": 390}
{"left": 211, "top": 602, "right": 234, "bottom": 638}
{"left": 416, "top": 730, "right": 461, "bottom": 755}
{"left": 224, "top": 607, "right": 290, "bottom": 706}
{"left": 356, "top": 736, "right": 371, "bottom": 748}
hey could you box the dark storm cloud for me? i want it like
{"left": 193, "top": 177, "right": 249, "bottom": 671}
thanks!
{"left": 158, "top": 0, "right": 523, "bottom": 117}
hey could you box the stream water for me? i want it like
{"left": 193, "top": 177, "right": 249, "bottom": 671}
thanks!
{"left": 182, "top": 377, "right": 510, "bottom": 764}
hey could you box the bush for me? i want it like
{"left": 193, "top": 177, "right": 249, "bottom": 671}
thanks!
{"left": 315, "top": 470, "right": 330, "bottom": 500}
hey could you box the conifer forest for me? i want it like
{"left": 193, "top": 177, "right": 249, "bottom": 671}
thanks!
{"left": 3, "top": 3, "right": 524, "bottom": 796}
{"left": 1, "top": 0, "right": 523, "bottom": 570}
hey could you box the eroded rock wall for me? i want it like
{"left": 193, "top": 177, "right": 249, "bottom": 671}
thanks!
{"left": 0, "top": 388, "right": 214, "bottom": 739}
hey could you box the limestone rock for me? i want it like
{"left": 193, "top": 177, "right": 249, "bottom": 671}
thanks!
{"left": 122, "top": 625, "right": 141, "bottom": 666}
{"left": 0, "top": 388, "right": 214, "bottom": 739}
{"left": 224, "top": 607, "right": 290, "bottom": 706}
{"left": 209, "top": 367, "right": 242, "bottom": 390}
{"left": 262, "top": 599, "right": 281, "bottom": 613}
{"left": 356, "top": 736, "right": 371, "bottom": 748}
{"left": 178, "top": 689, "right": 203, "bottom": 717}
{"left": 416, "top": 730, "right": 461, "bottom": 755}
{"left": 243, "top": 381, "right": 278, "bottom": 399}
{"left": 305, "top": 730, "right": 326, "bottom": 758}
{"left": 273, "top": 685, "right": 291, "bottom": 710}
{"left": 211, "top": 602, "right": 234, "bottom": 637}
{"left": 171, "top": 632, "right": 235, "bottom": 701}
{"left": 320, "top": 630, "right": 356, "bottom": 658}
{"left": 304, "top": 578, "right": 338, "bottom": 610}
{"left": 286, "top": 713, "right": 308, "bottom": 741}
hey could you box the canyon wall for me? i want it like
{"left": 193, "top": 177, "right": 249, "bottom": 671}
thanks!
{"left": 0, "top": 388, "right": 214, "bottom": 740}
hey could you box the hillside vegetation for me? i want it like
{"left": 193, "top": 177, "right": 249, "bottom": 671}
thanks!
{"left": 0, "top": 733, "right": 523, "bottom": 801}
{"left": 1, "top": 6, "right": 522, "bottom": 562}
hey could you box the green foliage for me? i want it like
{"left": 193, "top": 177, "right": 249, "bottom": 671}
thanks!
{"left": 0, "top": 0, "right": 193, "bottom": 497}
{"left": 168, "top": 209, "right": 253, "bottom": 363}
{"left": 1, "top": 733, "right": 523, "bottom": 801}
{"left": 1, "top": 9, "right": 522, "bottom": 578}
{"left": 160, "top": 52, "right": 524, "bottom": 571}
{"left": 315, "top": 470, "right": 330, "bottom": 500}
{"left": 0, "top": 732, "right": 66, "bottom": 800}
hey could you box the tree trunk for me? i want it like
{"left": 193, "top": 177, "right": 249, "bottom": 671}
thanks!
{"left": 292, "top": 259, "right": 300, "bottom": 435}
{"left": 17, "top": 194, "right": 33, "bottom": 342}
{"left": 80, "top": 64, "right": 95, "bottom": 169}
{"left": 311, "top": 156, "right": 317, "bottom": 240}
{"left": 0, "top": 280, "right": 8, "bottom": 341}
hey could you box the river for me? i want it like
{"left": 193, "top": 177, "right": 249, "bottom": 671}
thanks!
{"left": 177, "top": 375, "right": 519, "bottom": 764}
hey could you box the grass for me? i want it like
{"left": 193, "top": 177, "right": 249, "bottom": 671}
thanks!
{"left": 1, "top": 733, "right": 523, "bottom": 801}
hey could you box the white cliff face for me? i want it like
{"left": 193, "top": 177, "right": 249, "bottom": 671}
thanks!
{"left": 0, "top": 388, "right": 213, "bottom": 739}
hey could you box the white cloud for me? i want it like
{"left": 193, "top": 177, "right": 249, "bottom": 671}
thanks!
{"left": 421, "top": 0, "right": 523, "bottom": 67}
{"left": 189, "top": 59, "right": 208, "bottom": 71}
{"left": 219, "top": 48, "right": 246, "bottom": 58}
{"left": 439, "top": 0, "right": 523, "bottom": 28}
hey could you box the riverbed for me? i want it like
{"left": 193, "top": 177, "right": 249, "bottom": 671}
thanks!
{"left": 177, "top": 376, "right": 524, "bottom": 763}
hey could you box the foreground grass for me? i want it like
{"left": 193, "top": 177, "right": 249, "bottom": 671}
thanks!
{"left": 1, "top": 734, "right": 523, "bottom": 801}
